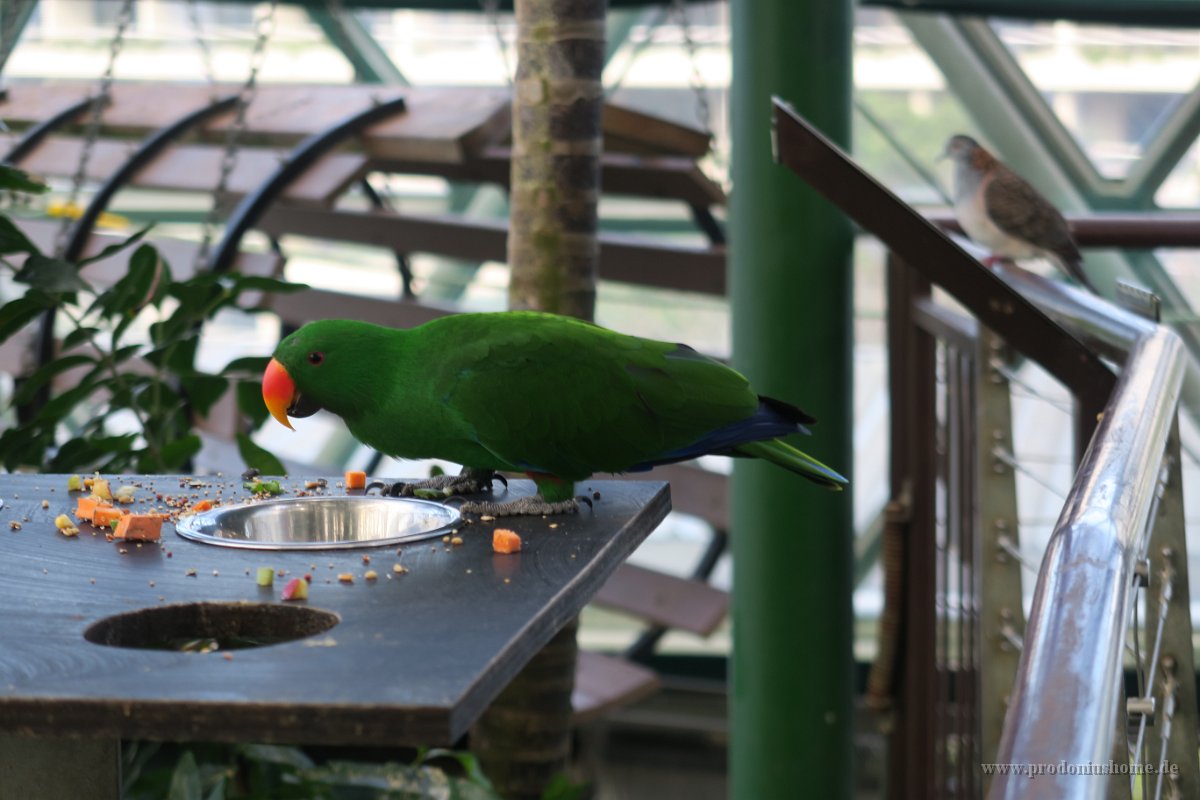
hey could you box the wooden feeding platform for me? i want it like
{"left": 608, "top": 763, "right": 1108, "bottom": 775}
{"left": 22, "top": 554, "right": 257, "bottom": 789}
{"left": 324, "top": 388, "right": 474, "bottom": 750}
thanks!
{"left": 0, "top": 474, "right": 669, "bottom": 750}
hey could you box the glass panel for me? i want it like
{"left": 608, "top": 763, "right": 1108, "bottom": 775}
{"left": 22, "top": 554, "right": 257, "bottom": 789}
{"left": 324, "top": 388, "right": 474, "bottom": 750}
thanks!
{"left": 992, "top": 18, "right": 1200, "bottom": 179}
{"left": 855, "top": 9, "right": 976, "bottom": 203}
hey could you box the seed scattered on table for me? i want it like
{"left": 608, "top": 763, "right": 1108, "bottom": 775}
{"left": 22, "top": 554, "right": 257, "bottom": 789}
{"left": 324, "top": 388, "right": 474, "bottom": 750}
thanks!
{"left": 364, "top": 570, "right": 378, "bottom": 581}
{"left": 338, "top": 573, "right": 354, "bottom": 583}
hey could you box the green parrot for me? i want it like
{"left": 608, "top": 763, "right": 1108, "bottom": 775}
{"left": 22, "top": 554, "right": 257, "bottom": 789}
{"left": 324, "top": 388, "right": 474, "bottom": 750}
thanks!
{"left": 262, "top": 311, "right": 846, "bottom": 515}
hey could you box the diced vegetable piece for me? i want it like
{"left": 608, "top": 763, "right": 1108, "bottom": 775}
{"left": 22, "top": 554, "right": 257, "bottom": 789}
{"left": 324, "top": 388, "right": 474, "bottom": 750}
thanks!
{"left": 344, "top": 470, "right": 367, "bottom": 490}
{"left": 75, "top": 496, "right": 104, "bottom": 521}
{"left": 189, "top": 499, "right": 214, "bottom": 514}
{"left": 92, "top": 506, "right": 127, "bottom": 528}
{"left": 282, "top": 577, "right": 308, "bottom": 601}
{"left": 114, "top": 485, "right": 137, "bottom": 504}
{"left": 256, "top": 567, "right": 275, "bottom": 587}
{"left": 243, "top": 479, "right": 283, "bottom": 495}
{"left": 66, "top": 475, "right": 84, "bottom": 492}
{"left": 114, "top": 514, "right": 165, "bottom": 542}
{"left": 91, "top": 478, "right": 112, "bottom": 502}
{"left": 54, "top": 514, "right": 79, "bottom": 537}
{"left": 492, "top": 528, "right": 522, "bottom": 554}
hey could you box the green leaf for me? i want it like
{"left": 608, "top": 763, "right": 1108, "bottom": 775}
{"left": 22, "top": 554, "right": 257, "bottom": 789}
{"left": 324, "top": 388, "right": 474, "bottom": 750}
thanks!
{"left": 167, "top": 750, "right": 202, "bottom": 800}
{"left": 423, "top": 749, "right": 495, "bottom": 790}
{"left": 11, "top": 354, "right": 97, "bottom": 407}
{"left": 61, "top": 325, "right": 101, "bottom": 352}
{"left": 201, "top": 776, "right": 225, "bottom": 800}
{"left": 235, "top": 380, "right": 270, "bottom": 428}
{"left": 48, "top": 435, "right": 137, "bottom": 472}
{"left": 539, "top": 773, "right": 587, "bottom": 800}
{"left": 236, "top": 432, "right": 286, "bottom": 477}
{"left": 181, "top": 374, "right": 227, "bottom": 417}
{"left": 0, "top": 164, "right": 49, "bottom": 194}
{"left": 0, "top": 290, "right": 53, "bottom": 342}
{"left": 0, "top": 425, "right": 53, "bottom": 471}
{"left": 0, "top": 215, "right": 40, "bottom": 255}
{"left": 101, "top": 243, "right": 160, "bottom": 315}
{"left": 234, "top": 744, "right": 314, "bottom": 771}
{"left": 220, "top": 356, "right": 270, "bottom": 376}
{"left": 76, "top": 224, "right": 154, "bottom": 267}
{"left": 111, "top": 343, "right": 143, "bottom": 365}
{"left": 229, "top": 276, "right": 309, "bottom": 294}
{"left": 159, "top": 434, "right": 202, "bottom": 471}
{"left": 37, "top": 380, "right": 98, "bottom": 423}
{"left": 14, "top": 254, "right": 92, "bottom": 293}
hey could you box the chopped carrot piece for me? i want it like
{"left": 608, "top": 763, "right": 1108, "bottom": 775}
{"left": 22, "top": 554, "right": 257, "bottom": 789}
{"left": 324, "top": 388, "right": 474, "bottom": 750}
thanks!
{"left": 344, "top": 470, "right": 367, "bottom": 490}
{"left": 92, "top": 506, "right": 128, "bottom": 528}
{"left": 74, "top": 496, "right": 110, "bottom": 522}
{"left": 189, "top": 499, "right": 214, "bottom": 513}
{"left": 492, "top": 528, "right": 522, "bottom": 554}
{"left": 114, "top": 514, "right": 166, "bottom": 542}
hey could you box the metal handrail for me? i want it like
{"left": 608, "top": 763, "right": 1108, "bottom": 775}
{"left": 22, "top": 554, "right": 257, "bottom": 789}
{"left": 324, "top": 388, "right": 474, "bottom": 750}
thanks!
{"left": 987, "top": 265, "right": 1186, "bottom": 800}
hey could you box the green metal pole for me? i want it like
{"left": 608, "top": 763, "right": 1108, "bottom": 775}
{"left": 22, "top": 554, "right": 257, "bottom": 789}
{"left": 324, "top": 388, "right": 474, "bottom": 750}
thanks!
{"left": 729, "top": 0, "right": 854, "bottom": 798}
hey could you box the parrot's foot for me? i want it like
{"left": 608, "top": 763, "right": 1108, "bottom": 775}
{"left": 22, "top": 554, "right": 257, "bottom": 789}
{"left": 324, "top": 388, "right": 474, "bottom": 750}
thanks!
{"left": 456, "top": 494, "right": 593, "bottom": 517}
{"left": 364, "top": 469, "right": 507, "bottom": 501}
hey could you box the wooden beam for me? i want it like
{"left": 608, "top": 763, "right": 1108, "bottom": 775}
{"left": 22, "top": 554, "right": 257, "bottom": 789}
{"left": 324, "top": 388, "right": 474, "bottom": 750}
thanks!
{"left": 375, "top": 147, "right": 726, "bottom": 207}
{"left": 0, "top": 135, "right": 366, "bottom": 206}
{"left": 259, "top": 206, "right": 726, "bottom": 295}
{"left": 0, "top": 83, "right": 512, "bottom": 164}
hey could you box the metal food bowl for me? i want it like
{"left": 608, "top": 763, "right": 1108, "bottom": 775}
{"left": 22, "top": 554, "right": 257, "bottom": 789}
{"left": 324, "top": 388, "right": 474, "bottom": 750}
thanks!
{"left": 174, "top": 496, "right": 461, "bottom": 550}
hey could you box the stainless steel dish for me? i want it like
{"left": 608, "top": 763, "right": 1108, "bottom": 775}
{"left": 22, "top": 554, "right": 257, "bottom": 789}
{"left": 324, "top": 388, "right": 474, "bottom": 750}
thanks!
{"left": 174, "top": 496, "right": 460, "bottom": 550}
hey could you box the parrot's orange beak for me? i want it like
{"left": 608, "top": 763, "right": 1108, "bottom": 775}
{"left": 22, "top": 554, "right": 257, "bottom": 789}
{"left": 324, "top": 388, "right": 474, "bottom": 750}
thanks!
{"left": 262, "top": 358, "right": 296, "bottom": 431}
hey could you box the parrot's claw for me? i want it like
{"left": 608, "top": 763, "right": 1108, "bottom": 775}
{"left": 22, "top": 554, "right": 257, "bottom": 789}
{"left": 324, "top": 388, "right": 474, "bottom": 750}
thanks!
{"left": 457, "top": 494, "right": 593, "bottom": 517}
{"left": 364, "top": 469, "right": 505, "bottom": 500}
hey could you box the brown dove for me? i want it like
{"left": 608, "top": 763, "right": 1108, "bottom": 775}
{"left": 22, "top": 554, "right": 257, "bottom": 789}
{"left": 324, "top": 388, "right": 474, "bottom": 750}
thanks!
{"left": 943, "top": 134, "right": 1096, "bottom": 293}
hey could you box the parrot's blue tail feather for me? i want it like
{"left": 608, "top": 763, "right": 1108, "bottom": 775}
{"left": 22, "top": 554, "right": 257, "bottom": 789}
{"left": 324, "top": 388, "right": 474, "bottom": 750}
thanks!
{"left": 625, "top": 396, "right": 846, "bottom": 490}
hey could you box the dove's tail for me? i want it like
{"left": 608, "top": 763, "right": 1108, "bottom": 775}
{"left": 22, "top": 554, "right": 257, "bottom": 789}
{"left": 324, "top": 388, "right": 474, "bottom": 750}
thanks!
{"left": 1055, "top": 252, "right": 1098, "bottom": 294}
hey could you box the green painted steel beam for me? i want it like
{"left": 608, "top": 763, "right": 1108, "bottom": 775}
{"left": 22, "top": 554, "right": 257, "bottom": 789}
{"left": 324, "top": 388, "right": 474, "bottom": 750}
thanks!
{"left": 306, "top": 6, "right": 409, "bottom": 86}
{"left": 730, "top": 0, "right": 854, "bottom": 798}
{"left": 862, "top": 0, "right": 1200, "bottom": 27}
{"left": 1125, "top": 83, "right": 1200, "bottom": 206}
{"left": 206, "top": 0, "right": 712, "bottom": 11}
{"left": 0, "top": 0, "right": 37, "bottom": 76}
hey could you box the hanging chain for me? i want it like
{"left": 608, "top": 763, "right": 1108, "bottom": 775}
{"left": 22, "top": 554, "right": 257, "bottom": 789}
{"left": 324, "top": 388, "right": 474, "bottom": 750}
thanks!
{"left": 193, "top": 0, "right": 278, "bottom": 270}
{"left": 183, "top": 0, "right": 217, "bottom": 95}
{"left": 670, "top": 0, "right": 712, "bottom": 140}
{"left": 53, "top": 0, "right": 135, "bottom": 257}
{"left": 479, "top": 0, "right": 513, "bottom": 87}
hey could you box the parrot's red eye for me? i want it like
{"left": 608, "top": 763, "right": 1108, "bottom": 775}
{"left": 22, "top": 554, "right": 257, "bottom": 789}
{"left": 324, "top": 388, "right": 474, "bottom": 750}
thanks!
{"left": 308, "top": 352, "right": 324, "bottom": 366}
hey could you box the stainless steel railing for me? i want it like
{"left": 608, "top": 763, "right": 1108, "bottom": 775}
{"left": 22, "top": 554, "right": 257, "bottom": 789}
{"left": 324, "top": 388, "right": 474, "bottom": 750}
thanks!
{"left": 987, "top": 266, "right": 1198, "bottom": 800}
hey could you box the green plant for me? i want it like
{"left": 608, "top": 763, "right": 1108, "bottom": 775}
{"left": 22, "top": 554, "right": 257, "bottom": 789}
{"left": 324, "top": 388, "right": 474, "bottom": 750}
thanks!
{"left": 121, "top": 741, "right": 503, "bottom": 800}
{"left": 0, "top": 163, "right": 302, "bottom": 474}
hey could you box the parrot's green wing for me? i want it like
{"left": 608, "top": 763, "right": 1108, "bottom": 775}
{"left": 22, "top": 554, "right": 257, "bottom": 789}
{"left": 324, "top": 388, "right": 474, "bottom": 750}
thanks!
{"left": 429, "top": 313, "right": 758, "bottom": 479}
